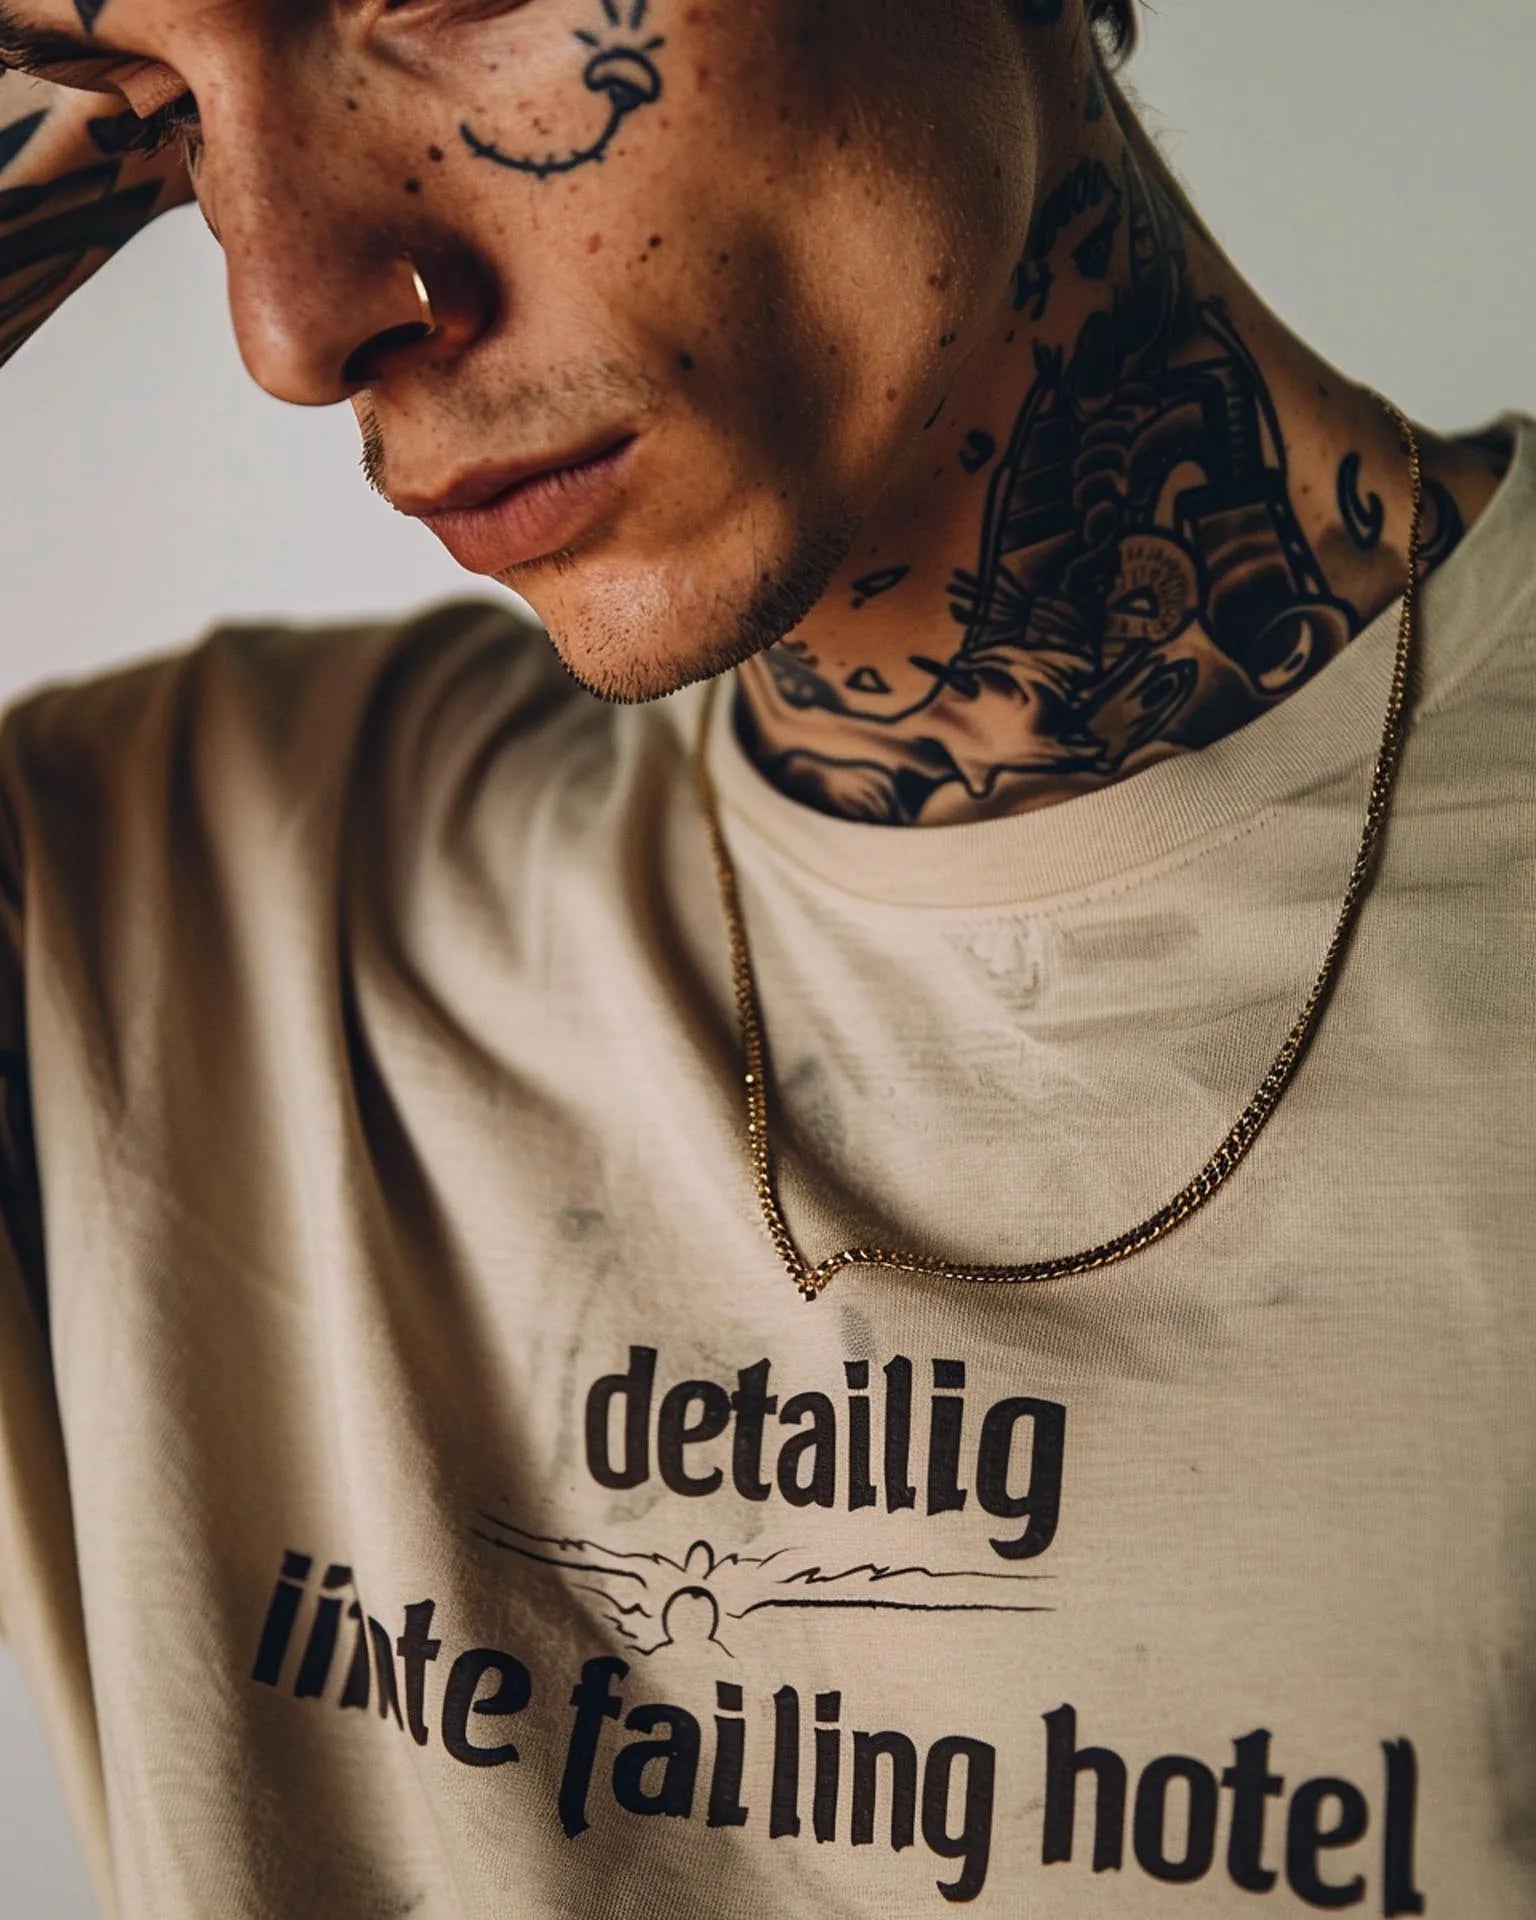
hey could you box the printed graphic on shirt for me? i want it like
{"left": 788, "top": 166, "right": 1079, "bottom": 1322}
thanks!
{"left": 580, "top": 1347, "right": 1067, "bottom": 1563}
{"left": 468, "top": 1518, "right": 1053, "bottom": 1659}
{"left": 243, "top": 1340, "right": 1430, "bottom": 1911}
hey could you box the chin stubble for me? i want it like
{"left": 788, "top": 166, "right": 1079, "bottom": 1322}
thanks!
{"left": 540, "top": 511, "right": 862, "bottom": 706}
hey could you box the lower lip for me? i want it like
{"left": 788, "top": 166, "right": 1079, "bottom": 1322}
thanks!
{"left": 420, "top": 436, "right": 637, "bottom": 572}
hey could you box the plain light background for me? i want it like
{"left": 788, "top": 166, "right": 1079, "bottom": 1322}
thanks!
{"left": 0, "top": 1, "right": 1529, "bottom": 1911}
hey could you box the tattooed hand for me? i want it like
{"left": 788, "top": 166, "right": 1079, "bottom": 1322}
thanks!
{"left": 0, "top": 56, "right": 194, "bottom": 372}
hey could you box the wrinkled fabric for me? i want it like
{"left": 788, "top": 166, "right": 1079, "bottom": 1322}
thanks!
{"left": 0, "top": 419, "right": 1532, "bottom": 1918}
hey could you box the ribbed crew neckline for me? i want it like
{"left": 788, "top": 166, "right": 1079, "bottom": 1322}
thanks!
{"left": 685, "top": 413, "right": 1534, "bottom": 909}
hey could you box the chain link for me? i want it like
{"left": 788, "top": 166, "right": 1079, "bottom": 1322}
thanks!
{"left": 693, "top": 396, "right": 1424, "bottom": 1301}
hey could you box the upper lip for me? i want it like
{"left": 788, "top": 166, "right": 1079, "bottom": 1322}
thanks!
{"left": 391, "top": 433, "right": 634, "bottom": 519}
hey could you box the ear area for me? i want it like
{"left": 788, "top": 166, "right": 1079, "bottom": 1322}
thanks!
{"left": 1085, "top": 0, "right": 1138, "bottom": 67}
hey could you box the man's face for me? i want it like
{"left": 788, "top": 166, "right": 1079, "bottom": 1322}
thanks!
{"left": 24, "top": 0, "right": 1040, "bottom": 699}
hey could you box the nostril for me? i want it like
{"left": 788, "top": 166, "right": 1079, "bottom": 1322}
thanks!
{"left": 341, "top": 320, "right": 433, "bottom": 390}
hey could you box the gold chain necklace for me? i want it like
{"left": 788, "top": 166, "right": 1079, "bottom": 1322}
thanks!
{"left": 693, "top": 395, "right": 1424, "bottom": 1302}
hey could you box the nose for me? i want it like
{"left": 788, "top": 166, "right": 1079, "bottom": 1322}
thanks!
{"left": 227, "top": 232, "right": 492, "bottom": 407}
{"left": 209, "top": 99, "right": 492, "bottom": 405}
{"left": 338, "top": 263, "right": 436, "bottom": 392}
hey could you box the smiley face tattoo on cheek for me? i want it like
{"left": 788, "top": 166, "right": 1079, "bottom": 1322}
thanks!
{"left": 460, "top": 0, "right": 665, "bottom": 180}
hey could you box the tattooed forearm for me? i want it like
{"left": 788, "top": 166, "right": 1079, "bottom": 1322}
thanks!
{"left": 0, "top": 68, "right": 190, "bottom": 371}
{"left": 0, "top": 103, "right": 44, "bottom": 172}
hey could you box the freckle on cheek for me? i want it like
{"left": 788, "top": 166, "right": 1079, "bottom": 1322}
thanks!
{"left": 403, "top": 178, "right": 422, "bottom": 194}
{"left": 427, "top": 145, "right": 444, "bottom": 162}
{"left": 587, "top": 233, "right": 603, "bottom": 253}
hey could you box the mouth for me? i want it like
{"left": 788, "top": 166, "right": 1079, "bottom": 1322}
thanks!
{"left": 405, "top": 434, "right": 639, "bottom": 573}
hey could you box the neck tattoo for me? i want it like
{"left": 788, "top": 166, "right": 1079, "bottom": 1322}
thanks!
{"left": 733, "top": 137, "right": 1428, "bottom": 828}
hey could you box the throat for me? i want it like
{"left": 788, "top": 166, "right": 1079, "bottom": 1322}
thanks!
{"left": 732, "top": 129, "right": 1504, "bottom": 830}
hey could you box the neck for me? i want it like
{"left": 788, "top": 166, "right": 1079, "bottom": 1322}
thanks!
{"left": 731, "top": 69, "right": 1505, "bottom": 828}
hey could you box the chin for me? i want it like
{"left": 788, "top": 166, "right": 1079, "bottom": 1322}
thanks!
{"left": 515, "top": 512, "right": 859, "bottom": 707}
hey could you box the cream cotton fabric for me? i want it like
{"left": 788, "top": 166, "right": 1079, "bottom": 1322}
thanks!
{"left": 0, "top": 418, "right": 1532, "bottom": 1919}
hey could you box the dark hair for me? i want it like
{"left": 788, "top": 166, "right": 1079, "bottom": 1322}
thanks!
{"left": 1086, "top": 0, "right": 1137, "bottom": 64}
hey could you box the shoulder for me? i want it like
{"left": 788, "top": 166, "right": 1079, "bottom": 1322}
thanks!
{"left": 1411, "top": 412, "right": 1536, "bottom": 718}
{"left": 0, "top": 596, "right": 577, "bottom": 855}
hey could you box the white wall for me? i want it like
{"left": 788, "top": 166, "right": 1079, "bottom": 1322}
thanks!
{"left": 0, "top": 2, "right": 1529, "bottom": 1910}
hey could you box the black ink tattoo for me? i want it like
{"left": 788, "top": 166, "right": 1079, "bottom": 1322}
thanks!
{"left": 1012, "top": 157, "right": 1121, "bottom": 322}
{"left": 0, "top": 157, "right": 162, "bottom": 368}
{"left": 461, "top": 0, "right": 665, "bottom": 180}
{"left": 1070, "top": 200, "right": 1121, "bottom": 283}
{"left": 1085, "top": 70, "right": 1106, "bottom": 124}
{"left": 0, "top": 110, "right": 47, "bottom": 177}
{"left": 850, "top": 566, "right": 910, "bottom": 611}
{"left": 742, "top": 148, "right": 1367, "bottom": 825}
{"left": 959, "top": 430, "right": 996, "bottom": 475}
{"left": 950, "top": 177, "right": 1356, "bottom": 735}
{"left": 1419, "top": 479, "right": 1465, "bottom": 573}
{"left": 921, "top": 395, "right": 946, "bottom": 432}
{"left": 1337, "top": 452, "right": 1385, "bottom": 553}
{"left": 846, "top": 666, "right": 891, "bottom": 696}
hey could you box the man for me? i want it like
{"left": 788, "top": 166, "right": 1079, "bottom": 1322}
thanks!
{"left": 0, "top": 0, "right": 1530, "bottom": 1913}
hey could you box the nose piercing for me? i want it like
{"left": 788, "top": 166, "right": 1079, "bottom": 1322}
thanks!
{"left": 403, "top": 255, "right": 437, "bottom": 337}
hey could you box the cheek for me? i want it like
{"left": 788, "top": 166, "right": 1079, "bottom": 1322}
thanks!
{"left": 451, "top": 16, "right": 988, "bottom": 496}
{"left": 486, "top": 141, "right": 834, "bottom": 458}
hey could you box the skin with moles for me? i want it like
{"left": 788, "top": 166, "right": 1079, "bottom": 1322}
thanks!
{"left": 0, "top": 0, "right": 1508, "bottom": 827}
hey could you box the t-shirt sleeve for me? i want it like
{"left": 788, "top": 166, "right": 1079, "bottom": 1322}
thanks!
{"left": 0, "top": 596, "right": 553, "bottom": 1913}
{"left": 0, "top": 745, "right": 60, "bottom": 1645}
{"left": 0, "top": 719, "right": 112, "bottom": 1895}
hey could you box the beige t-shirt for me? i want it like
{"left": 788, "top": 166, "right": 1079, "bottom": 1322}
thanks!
{"left": 0, "top": 418, "right": 1532, "bottom": 1920}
